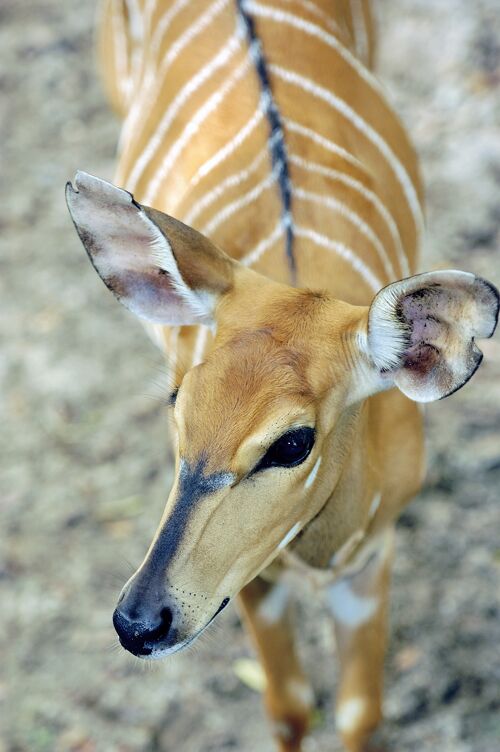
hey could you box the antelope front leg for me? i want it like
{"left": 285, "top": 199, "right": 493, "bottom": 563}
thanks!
{"left": 327, "top": 528, "right": 395, "bottom": 752}
{"left": 238, "top": 576, "right": 313, "bottom": 752}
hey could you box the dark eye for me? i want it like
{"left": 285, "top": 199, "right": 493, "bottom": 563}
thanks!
{"left": 256, "top": 427, "right": 315, "bottom": 472}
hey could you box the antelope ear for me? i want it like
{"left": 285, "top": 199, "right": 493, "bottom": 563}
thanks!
{"left": 65, "top": 171, "right": 234, "bottom": 325}
{"left": 366, "top": 270, "right": 499, "bottom": 402}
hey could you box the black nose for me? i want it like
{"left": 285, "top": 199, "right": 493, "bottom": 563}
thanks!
{"left": 112, "top": 605, "right": 173, "bottom": 656}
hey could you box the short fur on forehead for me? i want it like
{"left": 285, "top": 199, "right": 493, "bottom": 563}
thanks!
{"left": 367, "top": 270, "right": 499, "bottom": 402}
{"left": 65, "top": 171, "right": 232, "bottom": 325}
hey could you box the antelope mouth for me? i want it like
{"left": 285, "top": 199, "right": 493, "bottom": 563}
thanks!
{"left": 113, "top": 596, "right": 231, "bottom": 660}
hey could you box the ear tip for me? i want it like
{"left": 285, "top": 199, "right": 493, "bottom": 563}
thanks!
{"left": 65, "top": 171, "right": 136, "bottom": 214}
{"left": 74, "top": 170, "right": 98, "bottom": 191}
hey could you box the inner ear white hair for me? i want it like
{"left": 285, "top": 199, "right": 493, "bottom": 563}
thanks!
{"left": 367, "top": 270, "right": 499, "bottom": 402}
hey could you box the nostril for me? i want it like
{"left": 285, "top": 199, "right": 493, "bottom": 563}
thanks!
{"left": 149, "top": 606, "right": 173, "bottom": 642}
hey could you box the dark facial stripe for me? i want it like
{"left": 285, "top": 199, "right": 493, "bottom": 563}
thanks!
{"left": 236, "top": 0, "right": 296, "bottom": 283}
{"left": 145, "top": 459, "right": 234, "bottom": 579}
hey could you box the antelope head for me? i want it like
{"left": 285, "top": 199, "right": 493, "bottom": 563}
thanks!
{"left": 66, "top": 172, "right": 499, "bottom": 658}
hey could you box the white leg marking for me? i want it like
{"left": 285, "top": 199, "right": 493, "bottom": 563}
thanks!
{"left": 270, "top": 65, "right": 424, "bottom": 237}
{"left": 326, "top": 580, "right": 377, "bottom": 627}
{"left": 257, "top": 582, "right": 290, "bottom": 624}
{"left": 295, "top": 226, "right": 382, "bottom": 292}
{"left": 278, "top": 521, "right": 302, "bottom": 551}
{"left": 336, "top": 696, "right": 366, "bottom": 733}
{"left": 295, "top": 187, "right": 395, "bottom": 281}
{"left": 290, "top": 155, "right": 409, "bottom": 277}
{"left": 143, "top": 57, "right": 251, "bottom": 204}
{"left": 273, "top": 720, "right": 294, "bottom": 741}
{"left": 287, "top": 678, "right": 314, "bottom": 707}
{"left": 304, "top": 456, "right": 321, "bottom": 489}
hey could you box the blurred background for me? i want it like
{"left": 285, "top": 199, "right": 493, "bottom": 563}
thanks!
{"left": 1, "top": 1, "right": 500, "bottom": 750}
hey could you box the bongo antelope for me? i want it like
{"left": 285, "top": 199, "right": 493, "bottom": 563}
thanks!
{"left": 66, "top": 1, "right": 499, "bottom": 749}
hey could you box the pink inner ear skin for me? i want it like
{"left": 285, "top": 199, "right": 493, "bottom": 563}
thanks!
{"left": 402, "top": 342, "right": 441, "bottom": 377}
{"left": 408, "top": 316, "right": 442, "bottom": 344}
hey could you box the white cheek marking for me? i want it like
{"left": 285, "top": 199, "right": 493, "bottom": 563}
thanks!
{"left": 368, "top": 492, "right": 381, "bottom": 520}
{"left": 287, "top": 679, "right": 314, "bottom": 708}
{"left": 277, "top": 521, "right": 302, "bottom": 550}
{"left": 257, "top": 582, "right": 290, "bottom": 624}
{"left": 326, "top": 580, "right": 377, "bottom": 627}
{"left": 304, "top": 456, "right": 321, "bottom": 489}
{"left": 336, "top": 696, "right": 366, "bottom": 733}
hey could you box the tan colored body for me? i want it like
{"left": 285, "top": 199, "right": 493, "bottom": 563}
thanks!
{"left": 64, "top": 2, "right": 498, "bottom": 751}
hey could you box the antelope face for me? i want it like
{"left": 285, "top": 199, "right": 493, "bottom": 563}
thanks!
{"left": 112, "top": 295, "right": 357, "bottom": 658}
{"left": 66, "top": 173, "right": 499, "bottom": 657}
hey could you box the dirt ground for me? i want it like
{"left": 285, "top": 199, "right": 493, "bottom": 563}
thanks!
{"left": 1, "top": 1, "right": 500, "bottom": 751}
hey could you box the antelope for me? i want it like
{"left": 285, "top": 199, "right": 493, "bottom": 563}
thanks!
{"left": 65, "top": 1, "right": 499, "bottom": 750}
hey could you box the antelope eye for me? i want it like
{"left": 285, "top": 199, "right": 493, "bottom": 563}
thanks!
{"left": 256, "top": 427, "right": 315, "bottom": 471}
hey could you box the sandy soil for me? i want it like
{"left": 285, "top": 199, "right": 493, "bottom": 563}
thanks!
{"left": 1, "top": 1, "right": 500, "bottom": 751}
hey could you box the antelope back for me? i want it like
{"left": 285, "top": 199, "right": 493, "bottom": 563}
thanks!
{"left": 98, "top": 0, "right": 424, "bottom": 375}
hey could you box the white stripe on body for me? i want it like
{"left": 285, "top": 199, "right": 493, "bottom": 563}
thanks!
{"left": 290, "top": 154, "right": 409, "bottom": 276}
{"left": 143, "top": 56, "right": 252, "bottom": 204}
{"left": 244, "top": 1, "right": 389, "bottom": 102}
{"left": 240, "top": 221, "right": 283, "bottom": 266}
{"left": 120, "top": 0, "right": 218, "bottom": 155}
{"left": 284, "top": 119, "right": 366, "bottom": 172}
{"left": 271, "top": 65, "right": 424, "bottom": 238}
{"left": 201, "top": 173, "right": 275, "bottom": 235}
{"left": 349, "top": 0, "right": 369, "bottom": 64}
{"left": 123, "top": 0, "right": 149, "bottom": 113}
{"left": 111, "top": 0, "right": 132, "bottom": 104}
{"left": 281, "top": 0, "right": 343, "bottom": 37}
{"left": 295, "top": 186, "right": 396, "bottom": 282}
{"left": 189, "top": 110, "right": 265, "bottom": 192}
{"left": 295, "top": 226, "right": 382, "bottom": 292}
{"left": 125, "top": 33, "right": 243, "bottom": 192}
{"left": 184, "top": 149, "right": 269, "bottom": 225}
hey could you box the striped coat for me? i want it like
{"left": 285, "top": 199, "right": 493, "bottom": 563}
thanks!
{"left": 99, "top": 0, "right": 424, "bottom": 373}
